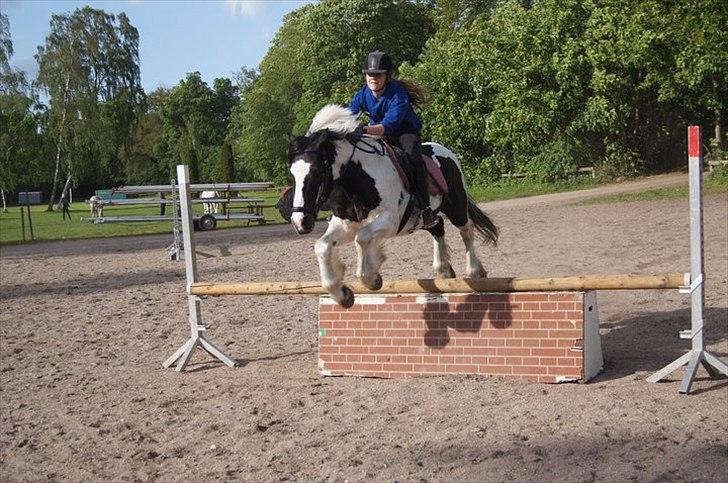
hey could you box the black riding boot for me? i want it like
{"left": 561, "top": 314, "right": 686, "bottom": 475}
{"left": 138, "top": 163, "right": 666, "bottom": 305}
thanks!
{"left": 414, "top": 159, "right": 438, "bottom": 229}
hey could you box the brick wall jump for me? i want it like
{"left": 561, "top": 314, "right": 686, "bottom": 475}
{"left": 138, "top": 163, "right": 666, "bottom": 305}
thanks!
{"left": 318, "top": 292, "right": 599, "bottom": 383}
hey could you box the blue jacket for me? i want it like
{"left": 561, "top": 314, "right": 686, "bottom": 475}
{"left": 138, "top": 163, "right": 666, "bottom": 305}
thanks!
{"left": 348, "top": 80, "right": 422, "bottom": 137}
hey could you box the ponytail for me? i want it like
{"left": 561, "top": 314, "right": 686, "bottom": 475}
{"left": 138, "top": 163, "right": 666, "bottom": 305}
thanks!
{"left": 398, "top": 78, "right": 427, "bottom": 108}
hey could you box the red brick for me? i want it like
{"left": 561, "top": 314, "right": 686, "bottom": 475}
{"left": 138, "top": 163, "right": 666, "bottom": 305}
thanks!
{"left": 477, "top": 365, "right": 513, "bottom": 374}
{"left": 439, "top": 356, "right": 455, "bottom": 364}
{"left": 557, "top": 302, "right": 577, "bottom": 310}
{"left": 319, "top": 313, "right": 340, "bottom": 321}
{"left": 377, "top": 355, "right": 407, "bottom": 363}
{"left": 383, "top": 363, "right": 413, "bottom": 372}
{"left": 445, "top": 364, "right": 475, "bottom": 373}
{"left": 346, "top": 354, "right": 362, "bottom": 363}
{"left": 540, "top": 302, "right": 558, "bottom": 310}
{"left": 531, "top": 311, "right": 568, "bottom": 320}
{"left": 557, "top": 357, "right": 580, "bottom": 366}
{"left": 326, "top": 329, "right": 355, "bottom": 337}
{"left": 514, "top": 329, "right": 550, "bottom": 339}
{"left": 513, "top": 293, "right": 549, "bottom": 302}
{"left": 454, "top": 356, "right": 472, "bottom": 364}
{"left": 471, "top": 347, "right": 498, "bottom": 356}
{"left": 548, "top": 366, "right": 582, "bottom": 376}
{"left": 531, "top": 348, "right": 568, "bottom": 357}
{"left": 513, "top": 366, "right": 548, "bottom": 375}
{"left": 351, "top": 363, "right": 384, "bottom": 372}
{"left": 406, "top": 355, "right": 424, "bottom": 364}
{"left": 497, "top": 347, "right": 531, "bottom": 356}
{"left": 413, "top": 364, "right": 447, "bottom": 373}
{"left": 342, "top": 346, "right": 370, "bottom": 354}
{"left": 319, "top": 346, "right": 340, "bottom": 354}
{"left": 539, "top": 357, "right": 559, "bottom": 366}
{"left": 505, "top": 357, "right": 523, "bottom": 366}
{"left": 325, "top": 362, "right": 353, "bottom": 371}
{"left": 487, "top": 357, "right": 505, "bottom": 365}
{"left": 361, "top": 355, "right": 376, "bottom": 363}
{"left": 549, "top": 329, "right": 583, "bottom": 339}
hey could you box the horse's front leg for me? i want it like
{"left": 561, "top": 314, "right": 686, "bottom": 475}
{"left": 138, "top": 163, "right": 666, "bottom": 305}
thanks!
{"left": 459, "top": 220, "right": 487, "bottom": 278}
{"left": 354, "top": 212, "right": 394, "bottom": 291}
{"left": 315, "top": 217, "right": 357, "bottom": 307}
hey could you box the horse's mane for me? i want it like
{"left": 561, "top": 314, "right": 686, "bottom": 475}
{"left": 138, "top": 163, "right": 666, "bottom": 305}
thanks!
{"left": 307, "top": 104, "right": 360, "bottom": 136}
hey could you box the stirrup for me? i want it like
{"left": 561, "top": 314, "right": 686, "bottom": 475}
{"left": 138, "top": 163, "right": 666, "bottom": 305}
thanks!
{"left": 420, "top": 208, "right": 439, "bottom": 229}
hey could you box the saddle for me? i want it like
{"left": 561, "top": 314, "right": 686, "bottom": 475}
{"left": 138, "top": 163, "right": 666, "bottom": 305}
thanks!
{"left": 380, "top": 140, "right": 448, "bottom": 196}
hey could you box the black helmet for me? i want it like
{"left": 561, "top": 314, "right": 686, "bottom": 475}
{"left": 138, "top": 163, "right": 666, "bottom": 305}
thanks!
{"left": 362, "top": 50, "right": 393, "bottom": 74}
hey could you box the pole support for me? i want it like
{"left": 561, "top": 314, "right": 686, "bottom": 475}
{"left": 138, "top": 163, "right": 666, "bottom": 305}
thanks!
{"left": 163, "top": 165, "right": 237, "bottom": 371}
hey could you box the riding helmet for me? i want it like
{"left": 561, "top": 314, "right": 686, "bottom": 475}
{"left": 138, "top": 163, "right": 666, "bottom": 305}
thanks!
{"left": 362, "top": 50, "right": 393, "bottom": 74}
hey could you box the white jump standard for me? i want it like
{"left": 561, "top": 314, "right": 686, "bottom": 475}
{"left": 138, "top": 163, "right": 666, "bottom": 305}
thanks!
{"left": 163, "top": 165, "right": 237, "bottom": 371}
{"left": 646, "top": 126, "right": 728, "bottom": 393}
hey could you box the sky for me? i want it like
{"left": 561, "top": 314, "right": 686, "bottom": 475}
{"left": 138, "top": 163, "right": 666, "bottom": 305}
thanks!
{"left": 1, "top": 0, "right": 315, "bottom": 92}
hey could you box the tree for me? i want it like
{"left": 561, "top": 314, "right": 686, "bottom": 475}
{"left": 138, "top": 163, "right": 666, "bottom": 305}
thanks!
{"left": 34, "top": 6, "right": 145, "bottom": 209}
{"left": 1, "top": 13, "right": 50, "bottom": 197}
{"left": 157, "top": 72, "right": 239, "bottom": 183}
{"left": 229, "top": 0, "right": 435, "bottom": 183}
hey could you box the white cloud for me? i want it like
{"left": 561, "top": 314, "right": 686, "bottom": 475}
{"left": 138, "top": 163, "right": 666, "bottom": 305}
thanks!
{"left": 225, "top": 0, "right": 267, "bottom": 17}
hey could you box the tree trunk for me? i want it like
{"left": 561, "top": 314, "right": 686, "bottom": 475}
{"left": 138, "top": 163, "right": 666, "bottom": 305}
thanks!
{"left": 61, "top": 174, "right": 73, "bottom": 199}
{"left": 713, "top": 77, "right": 724, "bottom": 150}
{"left": 46, "top": 75, "right": 71, "bottom": 211}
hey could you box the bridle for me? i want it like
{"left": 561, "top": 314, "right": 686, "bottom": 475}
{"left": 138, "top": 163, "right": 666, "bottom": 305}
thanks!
{"left": 290, "top": 132, "right": 385, "bottom": 217}
{"left": 291, "top": 149, "right": 333, "bottom": 217}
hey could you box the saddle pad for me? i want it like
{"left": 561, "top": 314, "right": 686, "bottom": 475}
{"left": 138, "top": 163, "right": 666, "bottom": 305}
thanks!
{"left": 381, "top": 140, "right": 448, "bottom": 195}
{"left": 424, "top": 155, "right": 448, "bottom": 195}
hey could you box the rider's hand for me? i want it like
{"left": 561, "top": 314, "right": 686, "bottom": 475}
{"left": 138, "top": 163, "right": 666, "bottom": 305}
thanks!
{"left": 346, "top": 125, "right": 365, "bottom": 143}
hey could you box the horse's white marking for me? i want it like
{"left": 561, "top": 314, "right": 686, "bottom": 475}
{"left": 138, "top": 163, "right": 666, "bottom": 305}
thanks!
{"left": 290, "top": 158, "right": 311, "bottom": 232}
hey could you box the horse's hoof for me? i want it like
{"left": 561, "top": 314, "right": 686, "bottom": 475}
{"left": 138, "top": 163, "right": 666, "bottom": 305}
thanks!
{"left": 435, "top": 265, "right": 456, "bottom": 279}
{"left": 340, "top": 285, "right": 355, "bottom": 308}
{"left": 362, "top": 273, "right": 383, "bottom": 291}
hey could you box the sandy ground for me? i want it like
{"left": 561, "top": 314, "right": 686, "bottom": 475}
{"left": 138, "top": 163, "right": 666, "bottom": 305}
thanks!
{"left": 1, "top": 174, "right": 726, "bottom": 482}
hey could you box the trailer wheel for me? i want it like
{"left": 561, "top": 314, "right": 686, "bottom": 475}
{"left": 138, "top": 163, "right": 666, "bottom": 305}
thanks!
{"left": 198, "top": 214, "right": 217, "bottom": 231}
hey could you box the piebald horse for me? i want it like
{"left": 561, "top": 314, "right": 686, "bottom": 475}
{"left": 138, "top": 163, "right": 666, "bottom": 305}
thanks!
{"left": 289, "top": 104, "right": 498, "bottom": 308}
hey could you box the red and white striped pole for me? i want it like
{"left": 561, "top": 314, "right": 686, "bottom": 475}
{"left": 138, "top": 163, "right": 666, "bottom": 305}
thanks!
{"left": 648, "top": 125, "right": 728, "bottom": 393}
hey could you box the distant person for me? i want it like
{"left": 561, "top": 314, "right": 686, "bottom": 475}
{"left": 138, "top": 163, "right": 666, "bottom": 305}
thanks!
{"left": 58, "top": 194, "right": 71, "bottom": 220}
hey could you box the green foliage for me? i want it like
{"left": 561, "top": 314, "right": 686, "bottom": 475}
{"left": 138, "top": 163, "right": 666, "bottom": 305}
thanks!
{"left": 408, "top": 0, "right": 727, "bottom": 183}
{"left": 34, "top": 6, "right": 146, "bottom": 204}
{"left": 156, "top": 72, "right": 239, "bottom": 183}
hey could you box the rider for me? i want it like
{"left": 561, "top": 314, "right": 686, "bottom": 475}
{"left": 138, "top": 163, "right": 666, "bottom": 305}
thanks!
{"left": 347, "top": 50, "right": 438, "bottom": 229}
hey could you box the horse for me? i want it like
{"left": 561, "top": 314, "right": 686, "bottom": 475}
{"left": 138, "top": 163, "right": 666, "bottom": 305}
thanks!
{"left": 88, "top": 195, "right": 103, "bottom": 218}
{"left": 288, "top": 104, "right": 498, "bottom": 308}
{"left": 200, "top": 190, "right": 222, "bottom": 215}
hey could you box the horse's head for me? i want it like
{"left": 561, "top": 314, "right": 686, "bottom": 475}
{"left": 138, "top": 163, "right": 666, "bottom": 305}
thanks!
{"left": 288, "top": 129, "right": 338, "bottom": 234}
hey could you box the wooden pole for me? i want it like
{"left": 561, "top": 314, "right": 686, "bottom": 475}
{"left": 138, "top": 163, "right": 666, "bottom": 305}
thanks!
{"left": 189, "top": 273, "right": 686, "bottom": 297}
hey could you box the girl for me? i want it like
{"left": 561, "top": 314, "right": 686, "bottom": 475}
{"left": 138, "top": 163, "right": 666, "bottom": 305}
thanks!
{"left": 348, "top": 50, "right": 437, "bottom": 228}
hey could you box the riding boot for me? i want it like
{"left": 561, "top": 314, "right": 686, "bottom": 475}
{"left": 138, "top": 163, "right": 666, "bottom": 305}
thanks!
{"left": 414, "top": 159, "right": 438, "bottom": 229}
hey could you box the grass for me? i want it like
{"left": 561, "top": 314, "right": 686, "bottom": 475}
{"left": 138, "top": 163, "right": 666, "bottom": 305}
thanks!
{"left": 468, "top": 176, "right": 600, "bottom": 202}
{"left": 0, "top": 190, "right": 288, "bottom": 245}
{"left": 575, "top": 172, "right": 728, "bottom": 206}
{"left": 2, "top": 171, "right": 725, "bottom": 246}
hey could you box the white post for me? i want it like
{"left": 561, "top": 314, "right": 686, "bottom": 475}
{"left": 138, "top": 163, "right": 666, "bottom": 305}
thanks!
{"left": 163, "top": 165, "right": 237, "bottom": 371}
{"left": 647, "top": 125, "right": 728, "bottom": 392}
{"left": 1, "top": 188, "right": 6, "bottom": 212}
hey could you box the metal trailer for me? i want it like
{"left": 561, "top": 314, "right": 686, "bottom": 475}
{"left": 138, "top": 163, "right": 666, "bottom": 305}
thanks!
{"left": 82, "top": 180, "right": 275, "bottom": 260}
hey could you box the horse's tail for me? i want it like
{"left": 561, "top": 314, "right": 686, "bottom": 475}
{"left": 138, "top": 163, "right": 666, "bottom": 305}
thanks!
{"left": 467, "top": 197, "right": 498, "bottom": 245}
